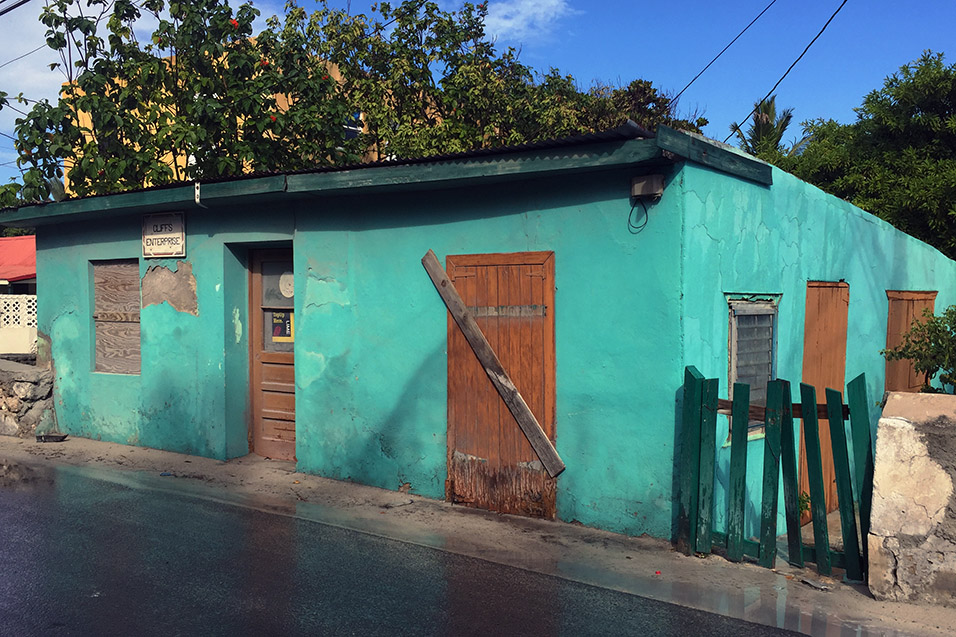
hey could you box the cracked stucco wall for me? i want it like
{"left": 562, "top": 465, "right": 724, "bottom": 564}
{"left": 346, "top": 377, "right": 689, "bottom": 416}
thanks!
{"left": 868, "top": 393, "right": 956, "bottom": 606}
{"left": 678, "top": 162, "right": 956, "bottom": 540}
{"left": 36, "top": 212, "right": 294, "bottom": 460}
{"left": 292, "top": 170, "right": 686, "bottom": 538}
{"left": 36, "top": 168, "right": 687, "bottom": 540}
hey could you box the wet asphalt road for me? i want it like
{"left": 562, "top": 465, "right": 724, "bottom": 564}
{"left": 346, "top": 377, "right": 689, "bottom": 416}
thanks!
{"left": 0, "top": 464, "right": 799, "bottom": 636}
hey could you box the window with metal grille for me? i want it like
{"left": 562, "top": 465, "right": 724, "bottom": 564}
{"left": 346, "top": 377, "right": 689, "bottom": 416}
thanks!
{"left": 92, "top": 259, "right": 141, "bottom": 374}
{"left": 728, "top": 298, "right": 778, "bottom": 428}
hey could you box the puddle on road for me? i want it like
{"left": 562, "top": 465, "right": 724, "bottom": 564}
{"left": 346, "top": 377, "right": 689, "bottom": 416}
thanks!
{"left": 0, "top": 459, "right": 921, "bottom": 636}
{"left": 0, "top": 461, "right": 55, "bottom": 490}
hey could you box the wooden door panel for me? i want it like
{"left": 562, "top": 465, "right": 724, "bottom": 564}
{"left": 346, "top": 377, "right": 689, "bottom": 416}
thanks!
{"left": 885, "top": 291, "right": 937, "bottom": 392}
{"left": 250, "top": 249, "right": 296, "bottom": 461}
{"left": 799, "top": 281, "right": 849, "bottom": 520}
{"left": 446, "top": 253, "right": 556, "bottom": 518}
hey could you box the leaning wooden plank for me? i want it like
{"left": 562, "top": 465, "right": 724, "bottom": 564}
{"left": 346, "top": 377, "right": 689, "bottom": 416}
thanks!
{"left": 847, "top": 373, "right": 873, "bottom": 578}
{"left": 858, "top": 446, "right": 875, "bottom": 580}
{"left": 800, "top": 383, "right": 831, "bottom": 575}
{"left": 727, "top": 383, "right": 750, "bottom": 562}
{"left": 759, "top": 380, "right": 784, "bottom": 569}
{"left": 678, "top": 366, "right": 705, "bottom": 555}
{"left": 846, "top": 374, "right": 870, "bottom": 503}
{"left": 826, "top": 388, "right": 864, "bottom": 582}
{"left": 422, "top": 250, "right": 565, "bottom": 478}
{"left": 695, "top": 378, "right": 719, "bottom": 554}
{"left": 779, "top": 380, "right": 804, "bottom": 568}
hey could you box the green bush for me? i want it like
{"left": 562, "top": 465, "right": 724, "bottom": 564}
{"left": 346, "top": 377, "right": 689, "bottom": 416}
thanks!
{"left": 882, "top": 305, "right": 956, "bottom": 393}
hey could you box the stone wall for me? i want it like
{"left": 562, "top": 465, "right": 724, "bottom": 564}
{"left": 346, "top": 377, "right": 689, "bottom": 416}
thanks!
{"left": 0, "top": 358, "right": 53, "bottom": 438}
{"left": 869, "top": 392, "right": 956, "bottom": 607}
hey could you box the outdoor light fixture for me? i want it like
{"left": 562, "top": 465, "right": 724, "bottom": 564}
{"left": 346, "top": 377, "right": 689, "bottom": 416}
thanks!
{"left": 630, "top": 174, "right": 664, "bottom": 200}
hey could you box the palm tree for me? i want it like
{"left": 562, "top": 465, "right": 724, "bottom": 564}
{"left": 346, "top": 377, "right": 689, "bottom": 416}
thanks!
{"left": 729, "top": 95, "right": 808, "bottom": 161}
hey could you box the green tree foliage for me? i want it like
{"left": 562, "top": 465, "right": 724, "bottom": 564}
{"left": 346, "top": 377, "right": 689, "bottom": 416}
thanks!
{"left": 1, "top": 0, "right": 706, "bottom": 203}
{"left": 782, "top": 51, "right": 956, "bottom": 259}
{"left": 729, "top": 95, "right": 808, "bottom": 163}
{"left": 883, "top": 305, "right": 956, "bottom": 393}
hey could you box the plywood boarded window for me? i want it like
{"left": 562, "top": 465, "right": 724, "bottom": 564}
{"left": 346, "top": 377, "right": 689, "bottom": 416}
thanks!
{"left": 93, "top": 259, "right": 141, "bottom": 374}
{"left": 885, "top": 290, "right": 937, "bottom": 392}
{"left": 728, "top": 298, "right": 778, "bottom": 429}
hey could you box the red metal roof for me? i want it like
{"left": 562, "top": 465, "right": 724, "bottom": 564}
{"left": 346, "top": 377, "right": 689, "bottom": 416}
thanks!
{"left": 0, "top": 235, "right": 36, "bottom": 282}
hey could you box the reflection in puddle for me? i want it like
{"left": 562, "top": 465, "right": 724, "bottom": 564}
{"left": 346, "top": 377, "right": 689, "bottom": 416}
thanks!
{"left": 0, "top": 460, "right": 55, "bottom": 490}
{"left": 555, "top": 560, "right": 907, "bottom": 636}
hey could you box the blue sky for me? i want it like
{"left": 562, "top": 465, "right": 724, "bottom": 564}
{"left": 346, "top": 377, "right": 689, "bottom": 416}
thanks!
{"left": 1, "top": 0, "right": 954, "bottom": 186}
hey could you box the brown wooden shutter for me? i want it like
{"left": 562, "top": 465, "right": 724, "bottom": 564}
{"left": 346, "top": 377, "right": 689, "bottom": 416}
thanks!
{"left": 885, "top": 291, "right": 937, "bottom": 392}
{"left": 93, "top": 260, "right": 141, "bottom": 374}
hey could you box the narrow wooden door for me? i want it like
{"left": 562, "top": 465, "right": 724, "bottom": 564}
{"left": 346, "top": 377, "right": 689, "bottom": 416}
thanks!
{"left": 799, "top": 281, "right": 849, "bottom": 519}
{"left": 446, "top": 252, "right": 556, "bottom": 518}
{"left": 250, "top": 250, "right": 296, "bottom": 460}
{"left": 885, "top": 291, "right": 937, "bottom": 392}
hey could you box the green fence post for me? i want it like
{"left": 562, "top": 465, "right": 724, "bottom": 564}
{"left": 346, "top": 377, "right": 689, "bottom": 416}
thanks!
{"left": 696, "top": 377, "right": 719, "bottom": 554}
{"left": 779, "top": 380, "right": 804, "bottom": 568}
{"left": 678, "top": 366, "right": 704, "bottom": 555}
{"left": 759, "top": 380, "right": 784, "bottom": 568}
{"left": 800, "top": 383, "right": 831, "bottom": 575}
{"left": 727, "top": 383, "right": 750, "bottom": 562}
{"left": 847, "top": 373, "right": 873, "bottom": 580}
{"left": 827, "top": 388, "right": 864, "bottom": 582}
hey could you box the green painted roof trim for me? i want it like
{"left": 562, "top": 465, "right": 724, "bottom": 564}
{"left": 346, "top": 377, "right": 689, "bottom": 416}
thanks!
{"left": 1, "top": 127, "right": 770, "bottom": 225}
{"left": 656, "top": 126, "right": 772, "bottom": 186}
{"left": 286, "top": 138, "right": 661, "bottom": 195}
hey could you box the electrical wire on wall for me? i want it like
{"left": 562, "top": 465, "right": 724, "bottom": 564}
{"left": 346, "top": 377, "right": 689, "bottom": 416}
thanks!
{"left": 628, "top": 199, "right": 650, "bottom": 234}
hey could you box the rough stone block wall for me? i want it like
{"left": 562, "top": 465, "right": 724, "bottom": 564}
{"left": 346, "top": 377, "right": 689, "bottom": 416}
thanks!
{"left": 869, "top": 393, "right": 956, "bottom": 607}
{"left": 0, "top": 358, "right": 53, "bottom": 438}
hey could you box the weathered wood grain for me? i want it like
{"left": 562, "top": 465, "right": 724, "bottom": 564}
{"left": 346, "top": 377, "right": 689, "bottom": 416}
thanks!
{"left": 93, "top": 260, "right": 141, "bottom": 374}
{"left": 727, "top": 383, "right": 750, "bottom": 562}
{"left": 423, "top": 249, "right": 565, "bottom": 478}
{"left": 94, "top": 321, "right": 141, "bottom": 374}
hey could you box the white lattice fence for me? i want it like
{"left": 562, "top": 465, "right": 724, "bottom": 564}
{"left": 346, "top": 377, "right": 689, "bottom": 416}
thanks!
{"left": 1, "top": 295, "right": 37, "bottom": 329}
{"left": 0, "top": 294, "right": 38, "bottom": 354}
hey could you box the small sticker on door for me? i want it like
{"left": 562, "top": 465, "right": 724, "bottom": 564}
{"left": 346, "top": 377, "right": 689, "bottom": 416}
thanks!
{"left": 272, "top": 311, "right": 294, "bottom": 342}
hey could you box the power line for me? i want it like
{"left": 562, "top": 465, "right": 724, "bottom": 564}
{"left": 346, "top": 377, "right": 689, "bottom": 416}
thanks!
{"left": 673, "top": 0, "right": 778, "bottom": 103}
{"left": 0, "top": 0, "right": 35, "bottom": 19}
{"left": 0, "top": 43, "right": 46, "bottom": 70}
{"left": 724, "top": 0, "right": 850, "bottom": 144}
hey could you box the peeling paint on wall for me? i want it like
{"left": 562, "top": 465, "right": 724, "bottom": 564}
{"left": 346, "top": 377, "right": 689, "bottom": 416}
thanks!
{"left": 232, "top": 307, "right": 242, "bottom": 344}
{"left": 142, "top": 260, "right": 199, "bottom": 315}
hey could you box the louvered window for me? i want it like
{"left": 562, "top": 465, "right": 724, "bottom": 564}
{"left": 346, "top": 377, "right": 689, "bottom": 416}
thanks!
{"left": 729, "top": 300, "right": 777, "bottom": 427}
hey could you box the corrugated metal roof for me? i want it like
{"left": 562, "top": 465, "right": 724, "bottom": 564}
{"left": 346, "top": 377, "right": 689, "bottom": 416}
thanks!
{"left": 184, "top": 119, "right": 651, "bottom": 185}
{"left": 2, "top": 121, "right": 651, "bottom": 211}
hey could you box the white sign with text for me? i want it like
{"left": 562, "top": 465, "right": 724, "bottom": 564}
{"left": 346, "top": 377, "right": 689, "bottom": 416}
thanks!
{"left": 142, "top": 213, "right": 186, "bottom": 258}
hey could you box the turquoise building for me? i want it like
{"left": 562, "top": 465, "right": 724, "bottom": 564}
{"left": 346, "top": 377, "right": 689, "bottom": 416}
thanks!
{"left": 3, "top": 124, "right": 955, "bottom": 541}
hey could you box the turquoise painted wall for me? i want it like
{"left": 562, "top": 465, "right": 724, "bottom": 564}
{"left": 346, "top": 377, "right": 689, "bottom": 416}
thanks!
{"left": 37, "top": 211, "right": 294, "bottom": 460}
{"left": 291, "top": 170, "right": 685, "bottom": 537}
{"left": 36, "top": 166, "right": 686, "bottom": 539}
{"left": 678, "top": 162, "right": 956, "bottom": 538}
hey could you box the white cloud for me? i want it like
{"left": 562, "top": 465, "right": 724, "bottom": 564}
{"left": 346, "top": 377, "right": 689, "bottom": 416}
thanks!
{"left": 483, "top": 0, "right": 575, "bottom": 44}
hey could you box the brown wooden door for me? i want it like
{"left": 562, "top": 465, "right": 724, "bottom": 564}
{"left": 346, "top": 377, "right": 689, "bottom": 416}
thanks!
{"left": 799, "top": 281, "right": 849, "bottom": 519}
{"left": 446, "top": 252, "right": 556, "bottom": 518}
{"left": 885, "top": 291, "right": 937, "bottom": 392}
{"left": 250, "top": 250, "right": 296, "bottom": 460}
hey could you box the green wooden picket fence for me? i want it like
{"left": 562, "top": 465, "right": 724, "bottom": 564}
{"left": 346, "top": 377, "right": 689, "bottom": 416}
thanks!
{"left": 677, "top": 366, "right": 876, "bottom": 582}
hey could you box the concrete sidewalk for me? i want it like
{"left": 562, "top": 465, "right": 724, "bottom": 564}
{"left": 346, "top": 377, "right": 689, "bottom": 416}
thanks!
{"left": 2, "top": 435, "right": 954, "bottom": 636}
